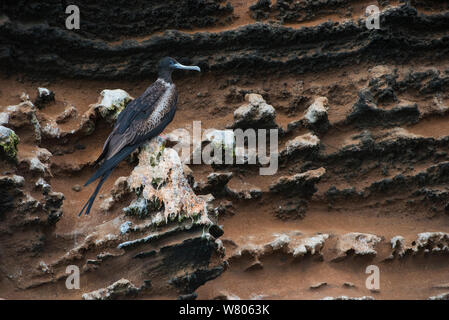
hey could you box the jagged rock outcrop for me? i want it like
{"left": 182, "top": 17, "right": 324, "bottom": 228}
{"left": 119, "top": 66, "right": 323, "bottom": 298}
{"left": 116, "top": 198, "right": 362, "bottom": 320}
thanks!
{"left": 428, "top": 292, "right": 449, "bottom": 300}
{"left": 0, "top": 174, "right": 63, "bottom": 227}
{"left": 280, "top": 133, "right": 320, "bottom": 159}
{"left": 18, "top": 147, "right": 52, "bottom": 176}
{"left": 56, "top": 106, "right": 77, "bottom": 124}
{"left": 194, "top": 172, "right": 233, "bottom": 197}
{"left": 389, "top": 232, "right": 449, "bottom": 259}
{"left": 229, "top": 232, "right": 330, "bottom": 267}
{"left": 93, "top": 89, "right": 133, "bottom": 124}
{"left": 0, "top": 100, "right": 41, "bottom": 142}
{"left": 303, "top": 97, "right": 330, "bottom": 133}
{"left": 288, "top": 97, "right": 329, "bottom": 134}
{"left": 125, "top": 137, "right": 212, "bottom": 225}
{"left": 333, "top": 233, "right": 382, "bottom": 261}
{"left": 270, "top": 167, "right": 325, "bottom": 197}
{"left": 346, "top": 89, "right": 420, "bottom": 127}
{"left": 0, "top": 125, "right": 19, "bottom": 161}
{"left": 82, "top": 279, "right": 140, "bottom": 300}
{"left": 231, "top": 94, "right": 278, "bottom": 130}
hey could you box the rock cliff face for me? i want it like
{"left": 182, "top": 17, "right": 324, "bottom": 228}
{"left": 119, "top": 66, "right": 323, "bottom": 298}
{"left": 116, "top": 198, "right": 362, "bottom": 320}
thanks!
{"left": 1, "top": 0, "right": 449, "bottom": 299}
{"left": 0, "top": 89, "right": 224, "bottom": 299}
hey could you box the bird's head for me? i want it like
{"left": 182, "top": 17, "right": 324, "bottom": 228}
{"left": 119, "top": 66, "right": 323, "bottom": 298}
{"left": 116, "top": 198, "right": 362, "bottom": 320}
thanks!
{"left": 157, "top": 57, "right": 200, "bottom": 82}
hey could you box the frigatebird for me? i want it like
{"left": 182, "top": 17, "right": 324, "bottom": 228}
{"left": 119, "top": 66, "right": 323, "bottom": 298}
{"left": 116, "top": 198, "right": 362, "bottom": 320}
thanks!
{"left": 79, "top": 57, "right": 200, "bottom": 216}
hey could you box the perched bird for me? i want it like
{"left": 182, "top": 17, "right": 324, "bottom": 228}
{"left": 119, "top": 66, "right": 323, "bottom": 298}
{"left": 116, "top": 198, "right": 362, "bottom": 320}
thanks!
{"left": 79, "top": 57, "right": 200, "bottom": 216}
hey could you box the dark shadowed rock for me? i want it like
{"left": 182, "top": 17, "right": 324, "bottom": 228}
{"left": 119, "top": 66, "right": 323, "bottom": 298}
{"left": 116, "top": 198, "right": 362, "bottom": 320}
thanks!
{"left": 346, "top": 89, "right": 420, "bottom": 127}
{"left": 34, "top": 88, "right": 55, "bottom": 109}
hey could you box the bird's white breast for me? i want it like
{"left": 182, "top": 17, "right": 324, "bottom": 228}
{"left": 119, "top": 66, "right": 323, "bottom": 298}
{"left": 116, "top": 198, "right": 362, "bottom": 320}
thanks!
{"left": 149, "top": 82, "right": 174, "bottom": 126}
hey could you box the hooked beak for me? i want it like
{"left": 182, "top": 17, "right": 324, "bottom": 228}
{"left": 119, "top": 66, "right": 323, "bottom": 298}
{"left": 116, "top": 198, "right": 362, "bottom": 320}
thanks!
{"left": 173, "top": 62, "right": 201, "bottom": 72}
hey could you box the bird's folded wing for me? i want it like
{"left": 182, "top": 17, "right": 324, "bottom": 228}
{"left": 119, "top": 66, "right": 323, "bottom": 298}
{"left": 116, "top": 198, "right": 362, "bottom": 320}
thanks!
{"left": 95, "top": 80, "right": 168, "bottom": 164}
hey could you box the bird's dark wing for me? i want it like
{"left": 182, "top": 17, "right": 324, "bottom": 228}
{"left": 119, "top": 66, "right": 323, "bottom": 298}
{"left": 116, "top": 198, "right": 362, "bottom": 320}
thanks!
{"left": 94, "top": 80, "right": 170, "bottom": 166}
{"left": 85, "top": 81, "right": 177, "bottom": 186}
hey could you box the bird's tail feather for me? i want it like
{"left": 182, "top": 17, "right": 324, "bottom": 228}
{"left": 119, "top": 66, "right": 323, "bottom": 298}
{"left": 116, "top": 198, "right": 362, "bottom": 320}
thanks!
{"left": 79, "top": 170, "right": 112, "bottom": 216}
{"left": 84, "top": 144, "right": 138, "bottom": 187}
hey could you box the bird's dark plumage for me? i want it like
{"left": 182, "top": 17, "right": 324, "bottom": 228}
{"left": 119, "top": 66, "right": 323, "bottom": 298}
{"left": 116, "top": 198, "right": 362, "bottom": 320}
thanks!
{"left": 79, "top": 57, "right": 200, "bottom": 216}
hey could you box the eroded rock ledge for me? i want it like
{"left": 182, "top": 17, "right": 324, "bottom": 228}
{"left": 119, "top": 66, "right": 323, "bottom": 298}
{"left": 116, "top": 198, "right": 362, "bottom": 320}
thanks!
{"left": 1, "top": 5, "right": 449, "bottom": 79}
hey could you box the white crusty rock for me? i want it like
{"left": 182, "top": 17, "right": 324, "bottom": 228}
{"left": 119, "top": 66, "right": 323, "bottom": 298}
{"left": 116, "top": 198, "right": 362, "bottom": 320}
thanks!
{"left": 232, "top": 93, "right": 277, "bottom": 129}
{"left": 19, "top": 147, "right": 52, "bottom": 174}
{"left": 428, "top": 292, "right": 449, "bottom": 300}
{"left": 20, "top": 92, "right": 30, "bottom": 102}
{"left": 388, "top": 235, "right": 406, "bottom": 259}
{"left": 281, "top": 133, "right": 320, "bottom": 158}
{"left": 56, "top": 106, "right": 78, "bottom": 124}
{"left": 119, "top": 221, "right": 132, "bottom": 235}
{"left": 36, "top": 147, "right": 52, "bottom": 162}
{"left": 292, "top": 234, "right": 329, "bottom": 258}
{"left": 334, "top": 232, "right": 382, "bottom": 260}
{"left": 76, "top": 89, "right": 132, "bottom": 136}
{"left": 82, "top": 279, "right": 139, "bottom": 300}
{"left": 127, "top": 137, "right": 211, "bottom": 224}
{"left": 414, "top": 232, "right": 449, "bottom": 254}
{"left": 11, "top": 175, "right": 25, "bottom": 187}
{"left": 37, "top": 87, "right": 52, "bottom": 97}
{"left": 41, "top": 121, "right": 62, "bottom": 139}
{"left": 304, "top": 97, "right": 329, "bottom": 125}
{"left": 100, "top": 196, "right": 115, "bottom": 212}
{"left": 0, "top": 112, "right": 9, "bottom": 126}
{"left": 29, "top": 157, "right": 47, "bottom": 173}
{"left": 2, "top": 101, "right": 41, "bottom": 141}
{"left": 95, "top": 89, "right": 133, "bottom": 123}
{"left": 286, "top": 96, "right": 329, "bottom": 133}
{"left": 266, "top": 233, "right": 291, "bottom": 250}
{"left": 35, "top": 177, "right": 51, "bottom": 194}
{"left": 0, "top": 125, "right": 19, "bottom": 160}
{"left": 388, "top": 232, "right": 449, "bottom": 259}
